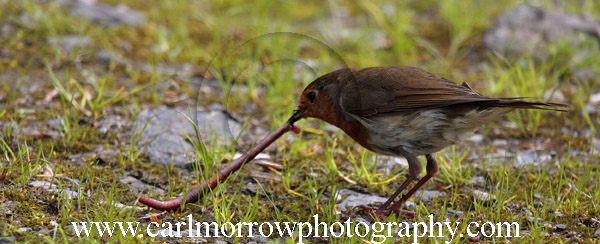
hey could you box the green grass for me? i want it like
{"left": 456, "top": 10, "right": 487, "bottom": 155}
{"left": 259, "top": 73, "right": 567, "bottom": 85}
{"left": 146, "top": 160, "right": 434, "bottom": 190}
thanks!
{"left": 1, "top": 0, "right": 599, "bottom": 243}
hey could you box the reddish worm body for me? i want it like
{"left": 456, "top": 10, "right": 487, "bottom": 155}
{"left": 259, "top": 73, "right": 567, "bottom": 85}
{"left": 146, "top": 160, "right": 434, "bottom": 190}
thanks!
{"left": 138, "top": 122, "right": 300, "bottom": 211}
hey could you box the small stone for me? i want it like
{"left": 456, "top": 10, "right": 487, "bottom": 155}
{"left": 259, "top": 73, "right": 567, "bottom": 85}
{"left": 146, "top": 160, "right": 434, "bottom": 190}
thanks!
{"left": 473, "top": 190, "right": 496, "bottom": 203}
{"left": 404, "top": 201, "right": 415, "bottom": 210}
{"left": 514, "top": 149, "right": 551, "bottom": 168}
{"left": 17, "top": 227, "right": 31, "bottom": 232}
{"left": 554, "top": 212, "right": 564, "bottom": 217}
{"left": 554, "top": 224, "right": 566, "bottom": 231}
{"left": 0, "top": 236, "right": 15, "bottom": 243}
{"left": 594, "top": 228, "right": 600, "bottom": 237}
{"left": 590, "top": 92, "right": 600, "bottom": 104}
{"left": 336, "top": 189, "right": 387, "bottom": 212}
{"left": 415, "top": 190, "right": 446, "bottom": 202}
{"left": 120, "top": 175, "right": 165, "bottom": 195}
{"left": 533, "top": 201, "right": 543, "bottom": 208}
{"left": 136, "top": 106, "right": 243, "bottom": 167}
{"left": 528, "top": 217, "right": 542, "bottom": 224}
{"left": 492, "top": 139, "right": 508, "bottom": 146}
{"left": 71, "top": 2, "right": 145, "bottom": 27}
{"left": 447, "top": 209, "right": 464, "bottom": 216}
{"left": 533, "top": 193, "right": 543, "bottom": 199}
{"left": 0, "top": 201, "right": 14, "bottom": 216}
{"left": 468, "top": 176, "right": 485, "bottom": 185}
{"left": 47, "top": 35, "right": 91, "bottom": 54}
{"left": 521, "top": 207, "right": 533, "bottom": 216}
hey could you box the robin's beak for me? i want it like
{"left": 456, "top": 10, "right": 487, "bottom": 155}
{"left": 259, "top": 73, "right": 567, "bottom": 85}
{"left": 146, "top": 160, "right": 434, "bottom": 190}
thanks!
{"left": 287, "top": 109, "right": 306, "bottom": 124}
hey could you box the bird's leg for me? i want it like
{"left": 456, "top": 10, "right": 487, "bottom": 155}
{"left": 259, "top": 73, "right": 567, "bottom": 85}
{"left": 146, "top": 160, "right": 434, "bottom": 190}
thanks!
{"left": 357, "top": 152, "right": 421, "bottom": 221}
{"left": 377, "top": 152, "right": 421, "bottom": 211}
{"left": 387, "top": 154, "right": 439, "bottom": 215}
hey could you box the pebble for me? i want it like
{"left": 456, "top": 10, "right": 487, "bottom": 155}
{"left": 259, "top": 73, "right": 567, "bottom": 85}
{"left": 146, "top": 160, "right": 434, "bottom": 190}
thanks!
{"left": 447, "top": 209, "right": 464, "bottom": 216}
{"left": 17, "top": 227, "right": 31, "bottom": 232}
{"left": 533, "top": 193, "right": 543, "bottom": 199}
{"left": 47, "top": 35, "right": 91, "bottom": 54}
{"left": 415, "top": 190, "right": 446, "bottom": 202}
{"left": 594, "top": 228, "right": 600, "bottom": 237}
{"left": 554, "top": 211, "right": 564, "bottom": 217}
{"left": 0, "top": 237, "right": 15, "bottom": 244}
{"left": 468, "top": 176, "right": 485, "bottom": 185}
{"left": 513, "top": 149, "right": 551, "bottom": 168}
{"left": 484, "top": 5, "right": 600, "bottom": 57}
{"left": 553, "top": 224, "right": 566, "bottom": 231}
{"left": 335, "top": 189, "right": 387, "bottom": 212}
{"left": 472, "top": 190, "right": 496, "bottom": 203}
{"left": 533, "top": 201, "right": 543, "bottom": 208}
{"left": 136, "top": 106, "right": 243, "bottom": 167}
{"left": 528, "top": 217, "right": 542, "bottom": 224}
{"left": 71, "top": 1, "right": 145, "bottom": 27}
{"left": 404, "top": 201, "right": 415, "bottom": 210}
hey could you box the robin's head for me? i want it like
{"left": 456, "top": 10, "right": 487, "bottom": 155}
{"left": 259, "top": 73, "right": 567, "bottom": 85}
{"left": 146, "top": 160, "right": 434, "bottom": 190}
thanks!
{"left": 288, "top": 68, "right": 352, "bottom": 124}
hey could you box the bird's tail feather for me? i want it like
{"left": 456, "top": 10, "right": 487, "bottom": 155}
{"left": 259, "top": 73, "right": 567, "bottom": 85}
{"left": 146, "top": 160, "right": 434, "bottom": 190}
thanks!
{"left": 487, "top": 98, "right": 570, "bottom": 112}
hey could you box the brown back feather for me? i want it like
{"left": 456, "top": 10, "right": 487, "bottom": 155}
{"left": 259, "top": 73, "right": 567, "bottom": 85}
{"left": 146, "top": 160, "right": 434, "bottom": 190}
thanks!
{"left": 337, "top": 66, "right": 569, "bottom": 117}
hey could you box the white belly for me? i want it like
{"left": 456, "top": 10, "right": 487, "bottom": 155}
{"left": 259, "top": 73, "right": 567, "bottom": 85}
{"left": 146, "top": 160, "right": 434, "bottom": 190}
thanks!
{"left": 350, "top": 108, "right": 511, "bottom": 156}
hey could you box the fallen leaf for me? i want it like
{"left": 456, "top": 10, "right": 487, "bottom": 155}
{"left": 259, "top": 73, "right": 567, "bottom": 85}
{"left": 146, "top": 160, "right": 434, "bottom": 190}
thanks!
{"left": 27, "top": 132, "right": 52, "bottom": 140}
{"left": 150, "top": 214, "right": 162, "bottom": 225}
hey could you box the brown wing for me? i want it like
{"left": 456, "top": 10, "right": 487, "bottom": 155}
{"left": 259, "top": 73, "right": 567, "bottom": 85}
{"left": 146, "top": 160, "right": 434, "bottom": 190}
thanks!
{"left": 339, "top": 66, "right": 499, "bottom": 117}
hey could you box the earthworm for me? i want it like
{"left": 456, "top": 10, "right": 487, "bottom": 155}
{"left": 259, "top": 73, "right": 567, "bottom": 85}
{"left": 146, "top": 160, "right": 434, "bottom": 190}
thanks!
{"left": 137, "top": 122, "right": 301, "bottom": 211}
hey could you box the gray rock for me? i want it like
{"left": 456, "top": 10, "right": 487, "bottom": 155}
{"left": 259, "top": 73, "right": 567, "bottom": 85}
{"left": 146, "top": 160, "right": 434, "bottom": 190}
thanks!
{"left": 468, "top": 176, "right": 486, "bottom": 185}
{"left": 595, "top": 228, "right": 600, "bottom": 237}
{"left": 492, "top": 139, "right": 508, "bottom": 147}
{"left": 94, "top": 114, "right": 129, "bottom": 133}
{"left": 521, "top": 207, "right": 533, "bottom": 217}
{"left": 415, "top": 190, "right": 446, "bottom": 202}
{"left": 0, "top": 201, "right": 14, "bottom": 216}
{"left": 533, "top": 193, "right": 543, "bottom": 199}
{"left": 484, "top": 5, "right": 600, "bottom": 80}
{"left": 136, "top": 105, "right": 241, "bottom": 167}
{"left": 119, "top": 175, "right": 165, "bottom": 195}
{"left": 48, "top": 35, "right": 91, "bottom": 54}
{"left": 71, "top": 1, "right": 145, "bottom": 27}
{"left": 513, "top": 149, "right": 552, "bottom": 168}
{"left": 447, "top": 209, "right": 464, "bottom": 216}
{"left": 528, "top": 217, "right": 542, "bottom": 224}
{"left": 404, "top": 201, "right": 415, "bottom": 210}
{"left": 28, "top": 180, "right": 79, "bottom": 199}
{"left": 335, "top": 189, "right": 387, "bottom": 212}
{"left": 484, "top": 5, "right": 600, "bottom": 56}
{"left": 376, "top": 156, "right": 408, "bottom": 175}
{"left": 17, "top": 227, "right": 31, "bottom": 232}
{"left": 0, "top": 236, "right": 15, "bottom": 243}
{"left": 554, "top": 211, "right": 564, "bottom": 217}
{"left": 472, "top": 190, "right": 496, "bottom": 203}
{"left": 553, "top": 224, "right": 566, "bottom": 231}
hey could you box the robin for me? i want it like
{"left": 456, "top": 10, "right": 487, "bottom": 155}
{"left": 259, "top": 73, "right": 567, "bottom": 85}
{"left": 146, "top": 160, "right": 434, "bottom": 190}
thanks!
{"left": 287, "top": 66, "right": 568, "bottom": 220}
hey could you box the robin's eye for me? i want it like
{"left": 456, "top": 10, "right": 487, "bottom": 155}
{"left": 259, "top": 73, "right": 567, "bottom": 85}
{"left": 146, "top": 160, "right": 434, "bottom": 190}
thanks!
{"left": 306, "top": 91, "right": 316, "bottom": 102}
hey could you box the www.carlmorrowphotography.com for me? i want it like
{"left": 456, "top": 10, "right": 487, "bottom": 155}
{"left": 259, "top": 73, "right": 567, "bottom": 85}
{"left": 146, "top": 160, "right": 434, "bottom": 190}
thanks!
{"left": 1, "top": 0, "right": 599, "bottom": 243}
